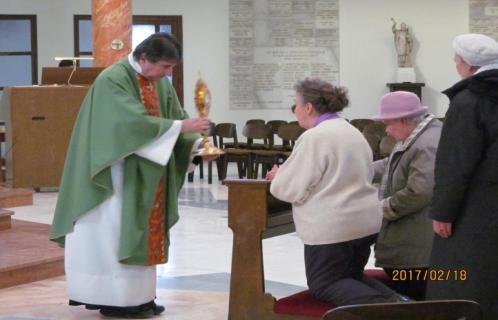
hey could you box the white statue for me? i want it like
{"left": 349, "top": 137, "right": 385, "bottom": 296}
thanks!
{"left": 391, "top": 18, "right": 413, "bottom": 67}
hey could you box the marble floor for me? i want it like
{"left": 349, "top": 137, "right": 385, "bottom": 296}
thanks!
{"left": 0, "top": 165, "right": 377, "bottom": 319}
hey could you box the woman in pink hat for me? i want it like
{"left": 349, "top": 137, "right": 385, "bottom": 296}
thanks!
{"left": 372, "top": 91, "right": 442, "bottom": 300}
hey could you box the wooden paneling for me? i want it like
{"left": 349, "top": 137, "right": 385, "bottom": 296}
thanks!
{"left": 41, "top": 67, "right": 104, "bottom": 85}
{"left": 0, "top": 209, "right": 14, "bottom": 230}
{"left": 0, "top": 219, "right": 64, "bottom": 289}
{"left": 1, "top": 86, "right": 88, "bottom": 188}
{"left": 0, "top": 187, "right": 33, "bottom": 208}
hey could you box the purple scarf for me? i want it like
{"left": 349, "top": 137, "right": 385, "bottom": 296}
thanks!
{"left": 314, "top": 112, "right": 339, "bottom": 127}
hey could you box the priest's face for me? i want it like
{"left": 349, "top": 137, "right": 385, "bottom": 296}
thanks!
{"left": 138, "top": 57, "right": 176, "bottom": 81}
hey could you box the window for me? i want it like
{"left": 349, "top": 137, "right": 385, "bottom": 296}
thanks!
{"left": 0, "top": 15, "right": 37, "bottom": 91}
{"left": 74, "top": 15, "right": 184, "bottom": 105}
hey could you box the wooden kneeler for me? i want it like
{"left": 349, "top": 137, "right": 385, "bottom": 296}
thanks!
{"left": 226, "top": 179, "right": 346, "bottom": 320}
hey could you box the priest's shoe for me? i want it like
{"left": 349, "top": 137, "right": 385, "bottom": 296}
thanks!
{"left": 99, "top": 301, "right": 165, "bottom": 318}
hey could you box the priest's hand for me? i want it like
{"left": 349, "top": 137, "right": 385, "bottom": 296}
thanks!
{"left": 433, "top": 220, "right": 452, "bottom": 238}
{"left": 202, "top": 154, "right": 219, "bottom": 162}
{"left": 182, "top": 117, "right": 211, "bottom": 134}
{"left": 265, "top": 165, "right": 279, "bottom": 181}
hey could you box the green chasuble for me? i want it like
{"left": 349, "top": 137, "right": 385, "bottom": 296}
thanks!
{"left": 50, "top": 58, "right": 199, "bottom": 265}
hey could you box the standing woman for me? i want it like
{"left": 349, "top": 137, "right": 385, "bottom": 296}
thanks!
{"left": 428, "top": 33, "right": 498, "bottom": 320}
{"left": 266, "top": 78, "right": 403, "bottom": 306}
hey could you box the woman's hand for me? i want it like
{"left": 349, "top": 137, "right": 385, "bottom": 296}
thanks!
{"left": 433, "top": 220, "right": 452, "bottom": 238}
{"left": 265, "top": 165, "right": 279, "bottom": 181}
{"left": 182, "top": 117, "right": 211, "bottom": 134}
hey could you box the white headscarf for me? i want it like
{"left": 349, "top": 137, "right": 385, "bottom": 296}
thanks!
{"left": 453, "top": 33, "right": 498, "bottom": 67}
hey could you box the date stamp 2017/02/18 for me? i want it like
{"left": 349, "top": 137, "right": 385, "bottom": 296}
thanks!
{"left": 391, "top": 269, "right": 467, "bottom": 281}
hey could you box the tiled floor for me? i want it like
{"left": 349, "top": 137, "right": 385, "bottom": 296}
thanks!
{"left": 0, "top": 166, "right": 377, "bottom": 319}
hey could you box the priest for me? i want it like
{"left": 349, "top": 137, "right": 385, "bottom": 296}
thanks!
{"left": 50, "top": 32, "right": 212, "bottom": 318}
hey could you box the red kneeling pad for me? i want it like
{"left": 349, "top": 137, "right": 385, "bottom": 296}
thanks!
{"left": 274, "top": 290, "right": 335, "bottom": 317}
{"left": 274, "top": 269, "right": 391, "bottom": 318}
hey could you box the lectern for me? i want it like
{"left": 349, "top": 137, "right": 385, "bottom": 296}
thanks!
{"left": 0, "top": 86, "right": 89, "bottom": 188}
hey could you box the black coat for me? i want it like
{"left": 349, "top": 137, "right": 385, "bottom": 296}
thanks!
{"left": 427, "top": 69, "right": 498, "bottom": 320}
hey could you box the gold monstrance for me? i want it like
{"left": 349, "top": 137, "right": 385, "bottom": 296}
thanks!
{"left": 194, "top": 78, "right": 224, "bottom": 156}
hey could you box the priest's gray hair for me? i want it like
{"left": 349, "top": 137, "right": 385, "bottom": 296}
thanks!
{"left": 133, "top": 32, "right": 182, "bottom": 63}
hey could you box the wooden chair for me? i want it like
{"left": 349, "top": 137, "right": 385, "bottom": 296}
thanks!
{"left": 350, "top": 119, "right": 374, "bottom": 132}
{"left": 362, "top": 122, "right": 386, "bottom": 139}
{"left": 246, "top": 119, "right": 266, "bottom": 125}
{"left": 362, "top": 132, "right": 381, "bottom": 160}
{"left": 215, "top": 123, "right": 252, "bottom": 180}
{"left": 242, "top": 123, "right": 279, "bottom": 178}
{"left": 277, "top": 123, "right": 306, "bottom": 159}
{"left": 362, "top": 122, "right": 387, "bottom": 160}
{"left": 242, "top": 122, "right": 272, "bottom": 150}
{"left": 266, "top": 120, "right": 288, "bottom": 150}
{"left": 322, "top": 300, "right": 482, "bottom": 320}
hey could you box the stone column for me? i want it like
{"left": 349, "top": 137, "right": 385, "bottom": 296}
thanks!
{"left": 92, "top": 0, "right": 132, "bottom": 67}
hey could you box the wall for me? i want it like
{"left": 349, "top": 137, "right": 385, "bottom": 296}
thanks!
{"left": 340, "top": 0, "right": 468, "bottom": 119}
{"left": 0, "top": 0, "right": 469, "bottom": 132}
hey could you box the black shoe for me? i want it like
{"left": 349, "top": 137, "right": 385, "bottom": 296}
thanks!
{"left": 152, "top": 303, "right": 165, "bottom": 315}
{"left": 99, "top": 306, "right": 155, "bottom": 318}
{"left": 140, "top": 301, "right": 165, "bottom": 315}
{"left": 68, "top": 299, "right": 101, "bottom": 310}
{"left": 99, "top": 301, "right": 164, "bottom": 318}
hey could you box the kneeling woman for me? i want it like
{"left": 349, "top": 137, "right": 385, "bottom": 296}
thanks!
{"left": 267, "top": 78, "right": 402, "bottom": 306}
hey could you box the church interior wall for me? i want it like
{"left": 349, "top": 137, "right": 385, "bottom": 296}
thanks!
{"left": 0, "top": 0, "right": 468, "bottom": 133}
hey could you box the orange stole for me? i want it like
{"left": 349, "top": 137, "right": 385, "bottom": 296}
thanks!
{"left": 137, "top": 74, "right": 166, "bottom": 265}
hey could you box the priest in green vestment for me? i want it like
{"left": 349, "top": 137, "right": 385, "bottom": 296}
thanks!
{"left": 50, "top": 33, "right": 213, "bottom": 318}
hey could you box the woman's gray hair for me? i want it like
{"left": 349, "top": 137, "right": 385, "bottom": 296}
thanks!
{"left": 405, "top": 113, "right": 426, "bottom": 125}
{"left": 294, "top": 77, "right": 349, "bottom": 114}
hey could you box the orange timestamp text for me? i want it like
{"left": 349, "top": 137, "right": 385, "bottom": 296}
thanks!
{"left": 391, "top": 269, "right": 467, "bottom": 281}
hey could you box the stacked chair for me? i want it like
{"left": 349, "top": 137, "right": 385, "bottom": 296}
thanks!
{"left": 276, "top": 123, "right": 306, "bottom": 159}
{"left": 215, "top": 123, "right": 252, "bottom": 180}
{"left": 243, "top": 121, "right": 306, "bottom": 179}
{"left": 361, "top": 122, "right": 386, "bottom": 160}
{"left": 187, "top": 118, "right": 399, "bottom": 183}
{"left": 266, "top": 120, "right": 288, "bottom": 150}
{"left": 243, "top": 122, "right": 277, "bottom": 178}
{"left": 350, "top": 120, "right": 396, "bottom": 161}
{"left": 350, "top": 118, "right": 374, "bottom": 132}
{"left": 207, "top": 120, "right": 306, "bottom": 180}
{"left": 246, "top": 118, "right": 266, "bottom": 125}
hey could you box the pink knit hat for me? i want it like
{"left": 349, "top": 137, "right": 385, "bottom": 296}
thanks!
{"left": 372, "top": 91, "right": 428, "bottom": 120}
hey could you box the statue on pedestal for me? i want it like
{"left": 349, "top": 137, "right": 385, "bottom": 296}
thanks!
{"left": 391, "top": 18, "right": 413, "bottom": 68}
